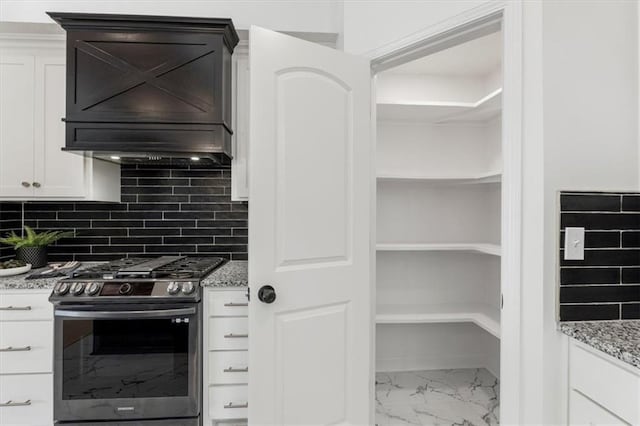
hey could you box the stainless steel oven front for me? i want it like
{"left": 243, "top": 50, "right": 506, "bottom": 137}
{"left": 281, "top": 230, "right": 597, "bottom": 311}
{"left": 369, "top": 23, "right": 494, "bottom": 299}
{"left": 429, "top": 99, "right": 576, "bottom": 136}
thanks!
{"left": 53, "top": 302, "right": 201, "bottom": 423}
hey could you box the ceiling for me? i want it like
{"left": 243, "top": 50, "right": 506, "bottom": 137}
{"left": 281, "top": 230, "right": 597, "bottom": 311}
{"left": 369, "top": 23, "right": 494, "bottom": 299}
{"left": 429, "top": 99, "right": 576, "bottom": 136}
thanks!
{"left": 387, "top": 31, "right": 502, "bottom": 77}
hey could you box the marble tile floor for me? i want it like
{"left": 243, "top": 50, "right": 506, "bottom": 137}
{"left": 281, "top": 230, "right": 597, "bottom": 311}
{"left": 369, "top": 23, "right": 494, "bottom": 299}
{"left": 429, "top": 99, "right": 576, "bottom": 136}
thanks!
{"left": 375, "top": 368, "right": 499, "bottom": 426}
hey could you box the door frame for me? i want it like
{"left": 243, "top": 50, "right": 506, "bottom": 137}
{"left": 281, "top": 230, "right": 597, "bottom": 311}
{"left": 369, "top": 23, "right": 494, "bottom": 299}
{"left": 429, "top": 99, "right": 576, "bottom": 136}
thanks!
{"left": 366, "top": 1, "right": 523, "bottom": 423}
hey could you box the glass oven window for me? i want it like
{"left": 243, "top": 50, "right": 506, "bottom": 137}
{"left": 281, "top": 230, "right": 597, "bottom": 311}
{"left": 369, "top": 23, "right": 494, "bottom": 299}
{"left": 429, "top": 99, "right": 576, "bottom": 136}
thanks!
{"left": 62, "top": 317, "right": 190, "bottom": 400}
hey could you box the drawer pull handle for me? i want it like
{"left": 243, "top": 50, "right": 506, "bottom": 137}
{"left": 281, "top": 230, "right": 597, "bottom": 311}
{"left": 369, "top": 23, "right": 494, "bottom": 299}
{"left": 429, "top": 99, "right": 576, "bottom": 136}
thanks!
{"left": 224, "top": 302, "right": 248, "bottom": 307}
{"left": 0, "top": 346, "right": 31, "bottom": 352}
{"left": 224, "top": 333, "right": 248, "bottom": 339}
{"left": 224, "top": 402, "right": 248, "bottom": 409}
{"left": 0, "top": 306, "right": 32, "bottom": 311}
{"left": 0, "top": 400, "right": 31, "bottom": 407}
{"left": 224, "top": 366, "right": 249, "bottom": 373}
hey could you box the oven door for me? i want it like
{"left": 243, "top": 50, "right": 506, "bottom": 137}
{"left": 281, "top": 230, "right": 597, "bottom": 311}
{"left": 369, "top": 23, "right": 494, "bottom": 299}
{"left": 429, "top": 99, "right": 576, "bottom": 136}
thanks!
{"left": 53, "top": 303, "right": 201, "bottom": 422}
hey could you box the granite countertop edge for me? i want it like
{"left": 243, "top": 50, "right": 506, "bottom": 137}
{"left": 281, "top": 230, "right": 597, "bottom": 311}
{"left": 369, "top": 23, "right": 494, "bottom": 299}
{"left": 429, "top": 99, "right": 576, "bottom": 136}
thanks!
{"left": 559, "top": 320, "right": 640, "bottom": 370}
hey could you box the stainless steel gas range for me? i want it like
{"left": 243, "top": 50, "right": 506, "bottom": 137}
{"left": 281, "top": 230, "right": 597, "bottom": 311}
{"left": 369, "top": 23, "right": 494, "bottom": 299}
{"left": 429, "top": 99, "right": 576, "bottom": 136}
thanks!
{"left": 49, "top": 256, "right": 226, "bottom": 426}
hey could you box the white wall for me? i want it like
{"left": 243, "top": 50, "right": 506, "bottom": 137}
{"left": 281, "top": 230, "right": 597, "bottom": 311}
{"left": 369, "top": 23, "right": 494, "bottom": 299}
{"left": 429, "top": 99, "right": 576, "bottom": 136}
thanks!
{"left": 542, "top": 1, "right": 638, "bottom": 423}
{"left": 342, "top": 0, "right": 488, "bottom": 55}
{"left": 0, "top": 0, "right": 342, "bottom": 33}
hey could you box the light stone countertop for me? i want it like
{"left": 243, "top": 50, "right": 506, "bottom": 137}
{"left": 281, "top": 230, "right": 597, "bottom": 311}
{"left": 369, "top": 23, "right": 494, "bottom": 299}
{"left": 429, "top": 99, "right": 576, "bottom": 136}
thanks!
{"left": 560, "top": 320, "right": 640, "bottom": 369}
{"left": 201, "top": 261, "right": 247, "bottom": 288}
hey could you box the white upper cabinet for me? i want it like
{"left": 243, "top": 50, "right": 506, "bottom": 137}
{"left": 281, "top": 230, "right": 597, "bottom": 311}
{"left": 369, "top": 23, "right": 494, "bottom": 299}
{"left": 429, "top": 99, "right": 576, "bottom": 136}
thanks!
{"left": 0, "top": 33, "right": 119, "bottom": 202}
{"left": 231, "top": 42, "right": 250, "bottom": 201}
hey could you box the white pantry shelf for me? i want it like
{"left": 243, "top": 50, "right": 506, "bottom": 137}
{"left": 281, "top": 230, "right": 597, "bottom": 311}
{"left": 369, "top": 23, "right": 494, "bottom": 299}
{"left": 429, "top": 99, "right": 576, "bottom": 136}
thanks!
{"left": 377, "top": 171, "right": 501, "bottom": 184}
{"left": 377, "top": 88, "right": 502, "bottom": 124}
{"left": 376, "top": 303, "right": 500, "bottom": 338}
{"left": 376, "top": 243, "right": 501, "bottom": 256}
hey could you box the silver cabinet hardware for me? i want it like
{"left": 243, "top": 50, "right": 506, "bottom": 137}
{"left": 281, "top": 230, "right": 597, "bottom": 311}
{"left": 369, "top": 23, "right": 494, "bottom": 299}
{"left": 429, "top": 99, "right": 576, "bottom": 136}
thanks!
{"left": 0, "top": 400, "right": 31, "bottom": 407}
{"left": 224, "top": 333, "right": 248, "bottom": 338}
{"left": 224, "top": 302, "right": 248, "bottom": 307}
{"left": 0, "top": 306, "right": 31, "bottom": 311}
{"left": 20, "top": 182, "right": 30, "bottom": 188}
{"left": 223, "top": 366, "right": 248, "bottom": 373}
{"left": 224, "top": 402, "right": 248, "bottom": 409}
{"left": 0, "top": 346, "right": 31, "bottom": 352}
{"left": 32, "top": 182, "right": 41, "bottom": 188}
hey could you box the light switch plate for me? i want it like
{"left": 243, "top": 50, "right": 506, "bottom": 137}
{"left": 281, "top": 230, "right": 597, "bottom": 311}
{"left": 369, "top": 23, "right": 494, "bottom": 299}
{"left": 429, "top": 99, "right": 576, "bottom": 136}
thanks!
{"left": 564, "top": 227, "right": 585, "bottom": 260}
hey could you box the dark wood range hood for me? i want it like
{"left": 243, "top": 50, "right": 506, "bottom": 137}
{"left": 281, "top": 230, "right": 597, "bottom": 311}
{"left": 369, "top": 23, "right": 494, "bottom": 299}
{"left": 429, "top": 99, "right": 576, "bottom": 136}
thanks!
{"left": 47, "top": 12, "right": 239, "bottom": 164}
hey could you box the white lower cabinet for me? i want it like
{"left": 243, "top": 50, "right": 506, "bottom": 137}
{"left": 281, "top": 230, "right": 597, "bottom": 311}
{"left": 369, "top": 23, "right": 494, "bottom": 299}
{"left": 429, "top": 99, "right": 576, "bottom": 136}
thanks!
{"left": 0, "top": 290, "right": 54, "bottom": 426}
{"left": 568, "top": 339, "right": 639, "bottom": 425}
{"left": 205, "top": 288, "right": 249, "bottom": 426}
{"left": 0, "top": 373, "right": 53, "bottom": 426}
{"left": 570, "top": 390, "right": 629, "bottom": 426}
{"left": 209, "top": 385, "right": 249, "bottom": 420}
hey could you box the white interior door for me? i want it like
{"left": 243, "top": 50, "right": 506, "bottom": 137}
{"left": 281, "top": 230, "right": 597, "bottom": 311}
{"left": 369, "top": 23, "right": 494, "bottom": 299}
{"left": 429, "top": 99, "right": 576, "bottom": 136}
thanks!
{"left": 248, "top": 26, "right": 373, "bottom": 425}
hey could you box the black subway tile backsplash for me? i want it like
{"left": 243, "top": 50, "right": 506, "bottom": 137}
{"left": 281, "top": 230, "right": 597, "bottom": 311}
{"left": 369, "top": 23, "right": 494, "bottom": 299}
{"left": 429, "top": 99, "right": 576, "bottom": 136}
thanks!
{"left": 560, "top": 194, "right": 621, "bottom": 212}
{"left": 621, "top": 195, "right": 640, "bottom": 211}
{"left": 621, "top": 303, "right": 640, "bottom": 319}
{"left": 622, "top": 267, "right": 640, "bottom": 284}
{"left": 560, "top": 268, "right": 620, "bottom": 285}
{"left": 0, "top": 164, "right": 247, "bottom": 262}
{"left": 559, "top": 304, "right": 621, "bottom": 321}
{"left": 559, "top": 192, "right": 640, "bottom": 321}
{"left": 561, "top": 212, "right": 640, "bottom": 230}
{"left": 560, "top": 285, "right": 640, "bottom": 303}
{"left": 622, "top": 231, "right": 640, "bottom": 248}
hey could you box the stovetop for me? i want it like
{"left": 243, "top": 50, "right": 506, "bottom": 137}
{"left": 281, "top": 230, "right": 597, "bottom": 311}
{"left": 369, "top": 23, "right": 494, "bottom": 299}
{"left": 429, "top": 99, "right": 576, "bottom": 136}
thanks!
{"left": 50, "top": 256, "right": 226, "bottom": 303}
{"left": 70, "top": 256, "right": 226, "bottom": 280}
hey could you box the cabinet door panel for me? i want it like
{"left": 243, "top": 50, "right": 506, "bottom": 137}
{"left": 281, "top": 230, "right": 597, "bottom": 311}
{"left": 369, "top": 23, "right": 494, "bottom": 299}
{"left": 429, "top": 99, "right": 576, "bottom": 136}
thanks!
{"left": 570, "top": 390, "right": 629, "bottom": 425}
{"left": 34, "top": 56, "right": 85, "bottom": 197}
{"left": 0, "top": 55, "right": 35, "bottom": 196}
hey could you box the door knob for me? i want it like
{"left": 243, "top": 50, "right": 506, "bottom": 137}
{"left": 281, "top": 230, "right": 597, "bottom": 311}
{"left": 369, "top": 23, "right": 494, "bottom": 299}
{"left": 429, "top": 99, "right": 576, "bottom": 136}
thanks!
{"left": 258, "top": 285, "right": 276, "bottom": 304}
{"left": 21, "top": 181, "right": 30, "bottom": 188}
{"left": 32, "top": 182, "right": 41, "bottom": 188}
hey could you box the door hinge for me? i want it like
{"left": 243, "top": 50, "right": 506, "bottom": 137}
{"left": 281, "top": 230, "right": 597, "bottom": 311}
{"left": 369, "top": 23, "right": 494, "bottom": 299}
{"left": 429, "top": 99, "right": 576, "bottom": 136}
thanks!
{"left": 501, "top": 294, "right": 504, "bottom": 309}
{"left": 246, "top": 287, "right": 250, "bottom": 302}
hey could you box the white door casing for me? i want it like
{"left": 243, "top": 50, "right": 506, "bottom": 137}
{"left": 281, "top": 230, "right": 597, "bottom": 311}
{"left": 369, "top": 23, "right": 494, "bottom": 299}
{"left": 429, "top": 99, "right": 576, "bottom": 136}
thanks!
{"left": 248, "top": 26, "right": 373, "bottom": 425}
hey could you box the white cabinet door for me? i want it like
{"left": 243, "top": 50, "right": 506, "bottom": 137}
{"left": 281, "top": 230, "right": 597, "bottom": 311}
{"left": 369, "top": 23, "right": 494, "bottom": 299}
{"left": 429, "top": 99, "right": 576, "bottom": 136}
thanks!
{"left": 248, "top": 26, "right": 372, "bottom": 425}
{"left": 570, "top": 390, "right": 629, "bottom": 426}
{"left": 34, "top": 56, "right": 85, "bottom": 197}
{"left": 231, "top": 45, "right": 249, "bottom": 201}
{"left": 0, "top": 54, "right": 35, "bottom": 197}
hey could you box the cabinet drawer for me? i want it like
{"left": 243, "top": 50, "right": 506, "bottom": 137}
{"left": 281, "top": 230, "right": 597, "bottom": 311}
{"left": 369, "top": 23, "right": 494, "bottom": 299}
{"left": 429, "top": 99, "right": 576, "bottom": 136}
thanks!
{"left": 208, "top": 351, "right": 248, "bottom": 385}
{"left": 0, "top": 321, "right": 52, "bottom": 374}
{"left": 0, "top": 292, "right": 52, "bottom": 321}
{"left": 0, "top": 373, "right": 52, "bottom": 426}
{"left": 209, "top": 318, "right": 248, "bottom": 350}
{"left": 208, "top": 290, "right": 248, "bottom": 317}
{"left": 570, "top": 342, "right": 640, "bottom": 425}
{"left": 209, "top": 385, "right": 248, "bottom": 420}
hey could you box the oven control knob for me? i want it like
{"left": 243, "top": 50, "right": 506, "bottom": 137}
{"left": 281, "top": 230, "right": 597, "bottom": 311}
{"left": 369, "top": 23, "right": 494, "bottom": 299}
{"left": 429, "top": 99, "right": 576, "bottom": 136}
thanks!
{"left": 118, "top": 283, "right": 133, "bottom": 295}
{"left": 85, "top": 282, "right": 100, "bottom": 296}
{"left": 70, "top": 282, "right": 85, "bottom": 296}
{"left": 54, "top": 282, "right": 70, "bottom": 296}
{"left": 181, "top": 282, "right": 196, "bottom": 295}
{"left": 167, "top": 282, "right": 181, "bottom": 295}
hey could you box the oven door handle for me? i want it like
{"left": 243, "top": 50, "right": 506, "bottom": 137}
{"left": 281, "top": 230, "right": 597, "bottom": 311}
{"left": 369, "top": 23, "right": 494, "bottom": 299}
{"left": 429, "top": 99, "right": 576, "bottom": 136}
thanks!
{"left": 54, "top": 307, "right": 196, "bottom": 319}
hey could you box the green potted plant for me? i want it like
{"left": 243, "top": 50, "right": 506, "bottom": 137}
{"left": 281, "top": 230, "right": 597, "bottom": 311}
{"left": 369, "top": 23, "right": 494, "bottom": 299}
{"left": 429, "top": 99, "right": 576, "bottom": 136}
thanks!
{"left": 0, "top": 226, "right": 74, "bottom": 268}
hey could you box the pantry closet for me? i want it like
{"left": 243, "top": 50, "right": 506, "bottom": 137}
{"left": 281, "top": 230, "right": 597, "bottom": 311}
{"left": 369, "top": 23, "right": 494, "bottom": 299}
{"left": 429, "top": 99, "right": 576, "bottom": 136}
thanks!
{"left": 374, "top": 29, "right": 503, "bottom": 425}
